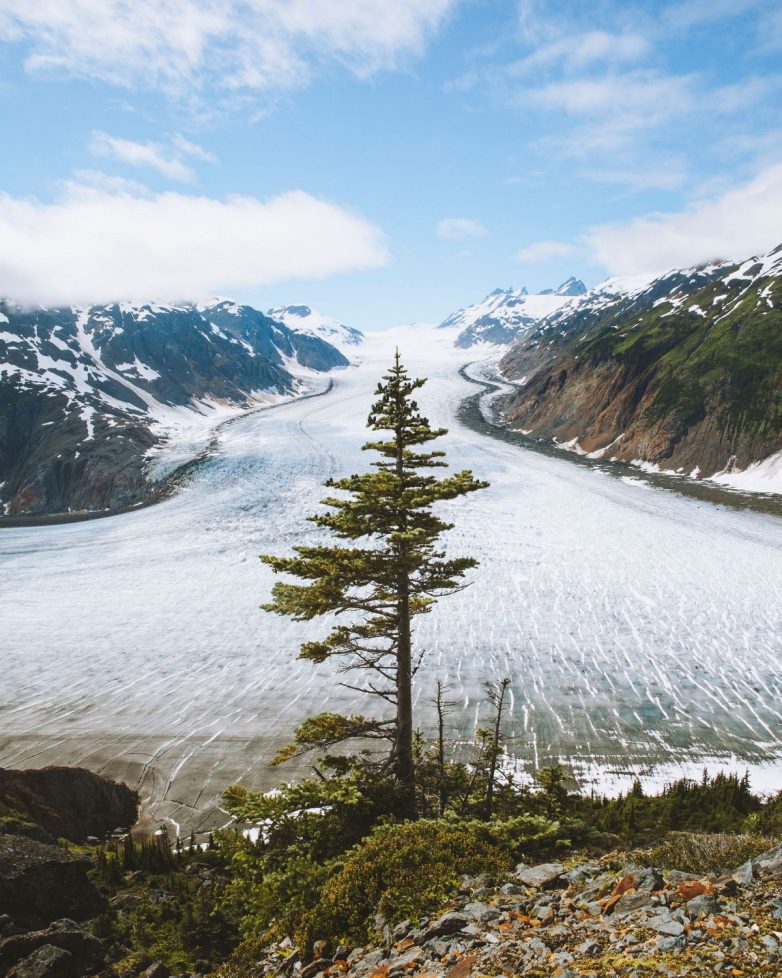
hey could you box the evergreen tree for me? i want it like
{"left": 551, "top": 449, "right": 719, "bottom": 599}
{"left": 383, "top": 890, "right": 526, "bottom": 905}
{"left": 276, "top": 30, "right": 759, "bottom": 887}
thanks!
{"left": 261, "top": 352, "right": 488, "bottom": 818}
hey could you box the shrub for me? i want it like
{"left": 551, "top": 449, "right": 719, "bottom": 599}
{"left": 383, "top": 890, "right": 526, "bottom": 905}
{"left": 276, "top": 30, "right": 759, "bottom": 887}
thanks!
{"left": 300, "top": 819, "right": 511, "bottom": 948}
{"left": 638, "top": 832, "right": 775, "bottom": 875}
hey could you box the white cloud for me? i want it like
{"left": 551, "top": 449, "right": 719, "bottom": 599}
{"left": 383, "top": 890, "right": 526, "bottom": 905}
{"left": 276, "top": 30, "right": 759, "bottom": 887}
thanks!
{"left": 664, "top": 0, "right": 764, "bottom": 30}
{"left": 0, "top": 0, "right": 455, "bottom": 97}
{"left": 0, "top": 180, "right": 389, "bottom": 305}
{"left": 90, "top": 131, "right": 197, "bottom": 183}
{"left": 586, "top": 162, "right": 782, "bottom": 275}
{"left": 171, "top": 134, "right": 217, "bottom": 163}
{"left": 436, "top": 218, "right": 487, "bottom": 241}
{"left": 758, "top": 7, "right": 782, "bottom": 51}
{"left": 510, "top": 30, "right": 650, "bottom": 74}
{"left": 514, "top": 239, "right": 577, "bottom": 262}
{"left": 493, "top": 2, "right": 782, "bottom": 191}
{"left": 527, "top": 69, "right": 697, "bottom": 124}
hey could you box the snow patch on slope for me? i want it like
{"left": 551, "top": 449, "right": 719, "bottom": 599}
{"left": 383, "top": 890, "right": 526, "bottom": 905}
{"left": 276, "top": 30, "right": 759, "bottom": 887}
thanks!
{"left": 708, "top": 450, "right": 782, "bottom": 496}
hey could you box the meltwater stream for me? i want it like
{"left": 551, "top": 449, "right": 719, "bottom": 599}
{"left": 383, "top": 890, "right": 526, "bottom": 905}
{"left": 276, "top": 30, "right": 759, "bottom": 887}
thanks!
{"left": 1, "top": 326, "right": 781, "bottom": 831}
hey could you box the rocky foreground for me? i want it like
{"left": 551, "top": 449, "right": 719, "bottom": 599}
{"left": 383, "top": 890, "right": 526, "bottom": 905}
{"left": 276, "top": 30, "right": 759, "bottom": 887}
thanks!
{"left": 2, "top": 766, "right": 782, "bottom": 977}
{"left": 259, "top": 849, "right": 782, "bottom": 978}
{"left": 0, "top": 766, "right": 137, "bottom": 977}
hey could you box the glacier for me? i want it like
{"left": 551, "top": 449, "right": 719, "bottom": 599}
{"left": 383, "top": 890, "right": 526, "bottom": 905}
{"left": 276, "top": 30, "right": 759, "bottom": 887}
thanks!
{"left": 1, "top": 325, "right": 781, "bottom": 832}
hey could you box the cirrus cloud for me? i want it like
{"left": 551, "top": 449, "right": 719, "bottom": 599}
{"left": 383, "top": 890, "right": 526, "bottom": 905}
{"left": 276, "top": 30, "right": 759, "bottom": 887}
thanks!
{"left": 514, "top": 239, "right": 578, "bottom": 262}
{"left": 89, "top": 131, "right": 211, "bottom": 183}
{"left": 436, "top": 217, "right": 488, "bottom": 241}
{"left": 0, "top": 179, "right": 389, "bottom": 305}
{"left": 0, "top": 0, "right": 456, "bottom": 98}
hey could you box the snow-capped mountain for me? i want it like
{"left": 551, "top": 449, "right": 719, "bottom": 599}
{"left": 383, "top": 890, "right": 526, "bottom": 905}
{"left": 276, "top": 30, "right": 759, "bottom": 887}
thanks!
{"left": 267, "top": 304, "right": 364, "bottom": 351}
{"left": 550, "top": 276, "right": 589, "bottom": 297}
{"left": 498, "top": 244, "right": 782, "bottom": 488}
{"left": 439, "top": 278, "right": 587, "bottom": 348}
{"left": 0, "top": 299, "right": 349, "bottom": 518}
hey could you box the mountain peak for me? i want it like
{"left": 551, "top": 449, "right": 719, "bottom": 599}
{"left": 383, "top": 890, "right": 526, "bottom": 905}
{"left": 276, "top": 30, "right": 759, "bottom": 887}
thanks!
{"left": 267, "top": 304, "right": 364, "bottom": 350}
{"left": 439, "top": 284, "right": 583, "bottom": 347}
{"left": 555, "top": 277, "right": 587, "bottom": 296}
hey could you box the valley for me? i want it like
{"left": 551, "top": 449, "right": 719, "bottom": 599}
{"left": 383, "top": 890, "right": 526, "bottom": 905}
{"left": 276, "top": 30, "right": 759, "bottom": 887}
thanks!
{"left": 1, "top": 326, "right": 780, "bottom": 834}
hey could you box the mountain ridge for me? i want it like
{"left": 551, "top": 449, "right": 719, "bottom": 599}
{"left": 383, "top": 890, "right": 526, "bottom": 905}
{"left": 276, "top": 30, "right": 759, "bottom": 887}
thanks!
{"left": 267, "top": 304, "right": 365, "bottom": 351}
{"left": 439, "top": 278, "right": 587, "bottom": 348}
{"left": 497, "top": 245, "right": 782, "bottom": 488}
{"left": 0, "top": 299, "right": 350, "bottom": 518}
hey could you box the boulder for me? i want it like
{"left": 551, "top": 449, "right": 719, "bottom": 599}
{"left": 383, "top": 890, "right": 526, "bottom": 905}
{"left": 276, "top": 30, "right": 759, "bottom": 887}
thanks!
{"left": 0, "top": 767, "right": 139, "bottom": 843}
{"left": 612, "top": 890, "right": 653, "bottom": 916}
{"left": 7, "top": 945, "right": 75, "bottom": 978}
{"left": 300, "top": 958, "right": 330, "bottom": 978}
{"left": 644, "top": 911, "right": 685, "bottom": 937}
{"left": 463, "top": 902, "right": 500, "bottom": 923}
{"left": 577, "top": 940, "right": 601, "bottom": 956}
{"left": 387, "top": 947, "right": 426, "bottom": 976}
{"left": 685, "top": 894, "right": 721, "bottom": 919}
{"left": 677, "top": 880, "right": 712, "bottom": 901}
{"left": 140, "top": 964, "right": 171, "bottom": 978}
{"left": 515, "top": 863, "right": 565, "bottom": 889}
{"left": 630, "top": 867, "right": 664, "bottom": 892}
{"left": 0, "top": 837, "right": 106, "bottom": 928}
{"left": 419, "top": 912, "right": 469, "bottom": 942}
{"left": 752, "top": 843, "right": 782, "bottom": 881}
{"left": 562, "top": 865, "right": 600, "bottom": 886}
{"left": 733, "top": 860, "right": 754, "bottom": 888}
{"left": 0, "top": 920, "right": 105, "bottom": 975}
{"left": 445, "top": 954, "right": 479, "bottom": 978}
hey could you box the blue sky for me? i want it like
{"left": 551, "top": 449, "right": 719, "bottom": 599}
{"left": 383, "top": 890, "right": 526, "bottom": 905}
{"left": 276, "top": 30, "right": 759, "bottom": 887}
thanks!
{"left": 1, "top": 0, "right": 781, "bottom": 328}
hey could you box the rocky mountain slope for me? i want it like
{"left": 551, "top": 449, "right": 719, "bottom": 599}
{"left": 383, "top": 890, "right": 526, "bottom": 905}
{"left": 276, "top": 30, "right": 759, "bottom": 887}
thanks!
{"left": 440, "top": 278, "right": 586, "bottom": 348}
{"left": 0, "top": 767, "right": 138, "bottom": 844}
{"left": 272, "top": 849, "right": 782, "bottom": 978}
{"left": 267, "top": 305, "right": 364, "bottom": 351}
{"left": 0, "top": 766, "right": 139, "bottom": 976}
{"left": 497, "top": 246, "right": 782, "bottom": 486}
{"left": 0, "top": 300, "right": 349, "bottom": 518}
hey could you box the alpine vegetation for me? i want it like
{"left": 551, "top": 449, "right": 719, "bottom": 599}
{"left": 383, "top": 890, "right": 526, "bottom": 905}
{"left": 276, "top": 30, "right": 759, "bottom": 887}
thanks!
{"left": 260, "top": 352, "right": 488, "bottom": 819}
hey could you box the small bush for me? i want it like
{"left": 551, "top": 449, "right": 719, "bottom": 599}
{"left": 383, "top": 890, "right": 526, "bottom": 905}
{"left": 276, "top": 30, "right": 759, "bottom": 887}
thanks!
{"left": 301, "top": 819, "right": 511, "bottom": 948}
{"left": 638, "top": 832, "right": 775, "bottom": 875}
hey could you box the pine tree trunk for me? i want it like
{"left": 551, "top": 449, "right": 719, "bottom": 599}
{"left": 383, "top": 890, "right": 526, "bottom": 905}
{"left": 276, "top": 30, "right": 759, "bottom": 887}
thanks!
{"left": 395, "top": 560, "right": 416, "bottom": 819}
{"left": 436, "top": 682, "right": 446, "bottom": 818}
{"left": 393, "top": 371, "right": 416, "bottom": 820}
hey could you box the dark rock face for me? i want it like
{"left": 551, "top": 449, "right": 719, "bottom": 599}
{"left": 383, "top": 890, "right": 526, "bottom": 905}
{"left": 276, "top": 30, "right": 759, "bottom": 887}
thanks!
{"left": 498, "top": 246, "right": 782, "bottom": 480}
{"left": 0, "top": 837, "right": 106, "bottom": 929}
{"left": 0, "top": 298, "right": 348, "bottom": 518}
{"left": 205, "top": 301, "right": 350, "bottom": 372}
{"left": 0, "top": 375, "right": 156, "bottom": 518}
{"left": 0, "top": 767, "right": 138, "bottom": 843}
